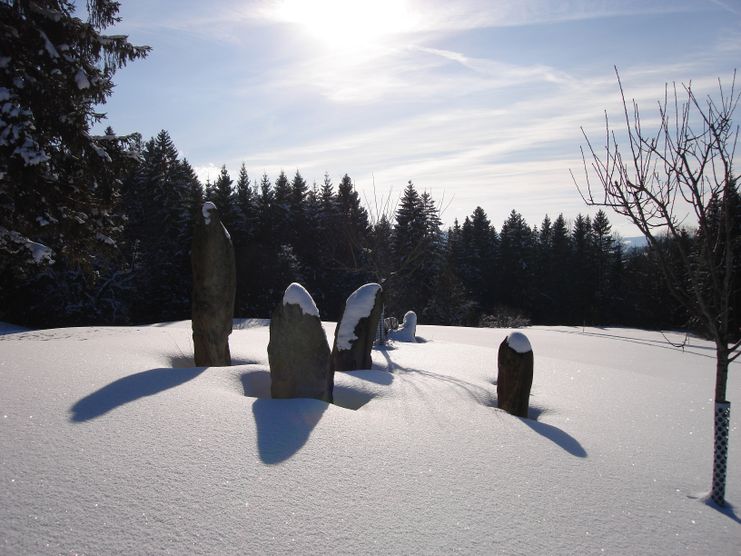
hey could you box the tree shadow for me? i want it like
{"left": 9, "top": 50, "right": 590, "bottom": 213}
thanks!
{"left": 519, "top": 417, "right": 587, "bottom": 458}
{"left": 693, "top": 495, "right": 741, "bottom": 524}
{"left": 251, "top": 398, "right": 328, "bottom": 464}
{"left": 546, "top": 328, "right": 716, "bottom": 359}
{"left": 168, "top": 355, "right": 258, "bottom": 368}
{"left": 70, "top": 367, "right": 206, "bottom": 422}
{"left": 374, "top": 346, "right": 400, "bottom": 373}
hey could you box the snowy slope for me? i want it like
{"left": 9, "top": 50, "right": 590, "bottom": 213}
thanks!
{"left": 0, "top": 321, "right": 739, "bottom": 554}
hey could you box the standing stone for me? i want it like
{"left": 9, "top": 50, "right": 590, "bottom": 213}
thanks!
{"left": 331, "top": 283, "right": 384, "bottom": 373}
{"left": 497, "top": 331, "right": 534, "bottom": 418}
{"left": 192, "top": 202, "right": 236, "bottom": 366}
{"left": 391, "top": 310, "right": 417, "bottom": 343}
{"left": 268, "top": 283, "right": 333, "bottom": 402}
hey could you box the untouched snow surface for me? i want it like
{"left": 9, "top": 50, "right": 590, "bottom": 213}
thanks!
{"left": 282, "top": 282, "right": 319, "bottom": 317}
{"left": 336, "top": 283, "right": 381, "bottom": 349}
{"left": 0, "top": 322, "right": 739, "bottom": 554}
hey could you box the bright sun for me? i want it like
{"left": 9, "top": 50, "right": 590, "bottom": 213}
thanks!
{"left": 272, "top": 0, "right": 411, "bottom": 48}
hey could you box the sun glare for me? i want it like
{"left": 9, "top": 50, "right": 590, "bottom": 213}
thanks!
{"left": 273, "top": 0, "right": 411, "bottom": 48}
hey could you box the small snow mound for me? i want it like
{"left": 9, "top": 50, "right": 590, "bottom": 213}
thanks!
{"left": 390, "top": 310, "right": 417, "bottom": 343}
{"left": 282, "top": 283, "right": 319, "bottom": 317}
{"left": 337, "top": 283, "right": 381, "bottom": 350}
{"left": 202, "top": 201, "right": 216, "bottom": 224}
{"left": 506, "top": 331, "right": 532, "bottom": 354}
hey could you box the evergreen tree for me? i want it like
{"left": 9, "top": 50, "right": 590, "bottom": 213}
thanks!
{"left": 0, "top": 0, "right": 149, "bottom": 325}
{"left": 234, "top": 163, "right": 254, "bottom": 238}
{"left": 271, "top": 170, "right": 291, "bottom": 245}
{"left": 233, "top": 163, "right": 256, "bottom": 315}
{"left": 548, "top": 214, "right": 572, "bottom": 322}
{"left": 390, "top": 181, "right": 426, "bottom": 313}
{"left": 498, "top": 210, "right": 535, "bottom": 315}
{"left": 571, "top": 214, "right": 596, "bottom": 323}
{"left": 211, "top": 165, "right": 237, "bottom": 232}
{"left": 458, "top": 207, "right": 497, "bottom": 315}
{"left": 121, "top": 130, "right": 199, "bottom": 322}
{"left": 592, "top": 210, "right": 615, "bottom": 322}
{"left": 289, "top": 170, "right": 311, "bottom": 262}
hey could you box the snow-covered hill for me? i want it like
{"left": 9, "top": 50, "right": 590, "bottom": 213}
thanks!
{"left": 0, "top": 321, "right": 738, "bottom": 554}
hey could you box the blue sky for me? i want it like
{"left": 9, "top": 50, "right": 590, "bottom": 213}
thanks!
{"left": 97, "top": 0, "right": 741, "bottom": 234}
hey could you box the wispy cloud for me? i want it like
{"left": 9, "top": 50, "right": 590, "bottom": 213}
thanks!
{"left": 108, "top": 0, "right": 739, "bottom": 236}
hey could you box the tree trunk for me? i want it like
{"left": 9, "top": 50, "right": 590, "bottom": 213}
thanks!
{"left": 715, "top": 340, "right": 729, "bottom": 403}
{"left": 711, "top": 340, "right": 730, "bottom": 506}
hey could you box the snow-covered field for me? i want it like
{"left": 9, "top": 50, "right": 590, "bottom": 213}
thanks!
{"left": 1, "top": 320, "right": 739, "bottom": 554}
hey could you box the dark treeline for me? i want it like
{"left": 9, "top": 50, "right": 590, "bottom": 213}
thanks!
{"left": 3, "top": 129, "right": 696, "bottom": 331}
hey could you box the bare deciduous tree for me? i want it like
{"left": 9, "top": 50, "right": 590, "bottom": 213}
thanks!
{"left": 572, "top": 68, "right": 739, "bottom": 506}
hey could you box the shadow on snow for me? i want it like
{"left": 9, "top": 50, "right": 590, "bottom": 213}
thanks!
{"left": 250, "top": 398, "right": 328, "bottom": 465}
{"left": 69, "top": 366, "right": 206, "bottom": 422}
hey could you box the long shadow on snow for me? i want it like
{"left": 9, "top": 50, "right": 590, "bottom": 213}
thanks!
{"left": 544, "top": 328, "right": 717, "bottom": 359}
{"left": 251, "top": 398, "right": 327, "bottom": 464}
{"left": 696, "top": 496, "right": 741, "bottom": 523}
{"left": 519, "top": 417, "right": 587, "bottom": 458}
{"left": 70, "top": 367, "right": 206, "bottom": 422}
{"left": 376, "top": 346, "right": 586, "bottom": 457}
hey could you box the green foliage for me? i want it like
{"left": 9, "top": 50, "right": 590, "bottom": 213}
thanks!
{"left": 0, "top": 0, "right": 148, "bottom": 324}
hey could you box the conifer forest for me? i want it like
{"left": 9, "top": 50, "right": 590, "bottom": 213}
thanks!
{"left": 0, "top": 0, "right": 737, "bottom": 334}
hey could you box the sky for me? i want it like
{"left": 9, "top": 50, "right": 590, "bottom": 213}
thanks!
{"left": 96, "top": 0, "right": 741, "bottom": 235}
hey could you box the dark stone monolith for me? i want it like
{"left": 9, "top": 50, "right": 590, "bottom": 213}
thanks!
{"left": 497, "top": 331, "right": 533, "bottom": 418}
{"left": 192, "top": 202, "right": 236, "bottom": 366}
{"left": 268, "top": 283, "right": 333, "bottom": 402}
{"left": 331, "top": 283, "right": 384, "bottom": 373}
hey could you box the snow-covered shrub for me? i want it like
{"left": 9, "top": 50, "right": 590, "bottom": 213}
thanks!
{"left": 479, "top": 307, "right": 531, "bottom": 329}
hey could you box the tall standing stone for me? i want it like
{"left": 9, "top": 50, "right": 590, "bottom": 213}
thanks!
{"left": 268, "top": 283, "right": 333, "bottom": 402}
{"left": 497, "top": 331, "right": 534, "bottom": 418}
{"left": 192, "top": 202, "right": 236, "bottom": 366}
{"left": 331, "top": 283, "right": 384, "bottom": 373}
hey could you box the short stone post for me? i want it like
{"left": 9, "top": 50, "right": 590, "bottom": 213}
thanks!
{"left": 497, "top": 332, "right": 533, "bottom": 418}
{"left": 268, "top": 283, "right": 333, "bottom": 402}
{"left": 192, "top": 202, "right": 236, "bottom": 366}
{"left": 331, "top": 283, "right": 384, "bottom": 373}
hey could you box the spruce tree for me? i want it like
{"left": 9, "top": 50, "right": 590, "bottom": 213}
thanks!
{"left": 122, "top": 130, "right": 199, "bottom": 322}
{"left": 233, "top": 163, "right": 256, "bottom": 315}
{"left": 212, "top": 165, "right": 237, "bottom": 232}
{"left": 498, "top": 210, "right": 535, "bottom": 316}
{"left": 549, "top": 214, "right": 572, "bottom": 322}
{"left": 592, "top": 210, "right": 615, "bottom": 322}
{"left": 234, "top": 163, "right": 254, "bottom": 238}
{"left": 571, "top": 214, "right": 596, "bottom": 323}
{"left": 0, "top": 0, "right": 149, "bottom": 324}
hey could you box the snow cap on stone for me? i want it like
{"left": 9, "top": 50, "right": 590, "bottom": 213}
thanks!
{"left": 202, "top": 201, "right": 216, "bottom": 224}
{"left": 506, "top": 331, "right": 532, "bottom": 354}
{"left": 282, "top": 282, "right": 320, "bottom": 317}
{"left": 337, "top": 283, "right": 382, "bottom": 350}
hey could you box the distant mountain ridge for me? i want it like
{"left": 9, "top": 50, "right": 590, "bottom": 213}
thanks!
{"left": 622, "top": 236, "right": 648, "bottom": 249}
